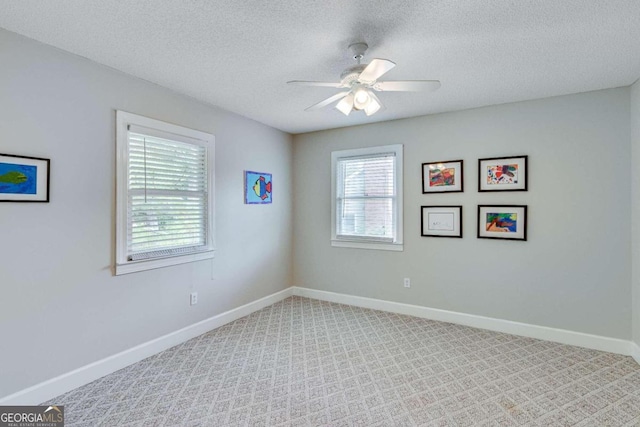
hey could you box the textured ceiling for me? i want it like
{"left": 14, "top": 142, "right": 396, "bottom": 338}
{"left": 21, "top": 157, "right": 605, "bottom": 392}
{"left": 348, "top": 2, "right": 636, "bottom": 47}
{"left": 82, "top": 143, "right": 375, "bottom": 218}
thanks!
{"left": 1, "top": 1, "right": 639, "bottom": 134}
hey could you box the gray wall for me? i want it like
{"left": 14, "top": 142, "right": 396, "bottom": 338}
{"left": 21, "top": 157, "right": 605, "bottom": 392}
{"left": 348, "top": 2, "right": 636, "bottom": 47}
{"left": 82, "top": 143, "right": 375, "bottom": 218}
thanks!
{"left": 0, "top": 29, "right": 293, "bottom": 397}
{"left": 293, "top": 88, "right": 631, "bottom": 339}
{"left": 1, "top": 25, "right": 636, "bottom": 399}
{"left": 632, "top": 80, "right": 640, "bottom": 345}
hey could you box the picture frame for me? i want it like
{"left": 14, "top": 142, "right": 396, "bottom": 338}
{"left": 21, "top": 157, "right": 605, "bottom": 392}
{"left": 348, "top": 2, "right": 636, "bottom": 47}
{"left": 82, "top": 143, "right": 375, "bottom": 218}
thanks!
{"left": 477, "top": 205, "right": 527, "bottom": 241}
{"left": 0, "top": 153, "right": 50, "bottom": 202}
{"left": 244, "top": 170, "right": 272, "bottom": 204}
{"left": 421, "top": 205, "right": 463, "bottom": 238}
{"left": 478, "top": 155, "right": 528, "bottom": 192}
{"left": 422, "top": 159, "right": 463, "bottom": 193}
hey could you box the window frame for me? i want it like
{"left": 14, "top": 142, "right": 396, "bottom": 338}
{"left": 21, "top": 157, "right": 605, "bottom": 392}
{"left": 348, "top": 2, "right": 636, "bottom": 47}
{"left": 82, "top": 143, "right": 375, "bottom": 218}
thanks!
{"left": 115, "top": 111, "right": 215, "bottom": 275}
{"left": 330, "top": 144, "right": 403, "bottom": 251}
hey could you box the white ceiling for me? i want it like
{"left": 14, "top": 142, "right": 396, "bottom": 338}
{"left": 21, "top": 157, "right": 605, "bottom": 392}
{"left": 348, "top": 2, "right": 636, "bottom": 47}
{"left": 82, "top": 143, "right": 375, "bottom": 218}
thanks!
{"left": 1, "top": 1, "right": 639, "bottom": 134}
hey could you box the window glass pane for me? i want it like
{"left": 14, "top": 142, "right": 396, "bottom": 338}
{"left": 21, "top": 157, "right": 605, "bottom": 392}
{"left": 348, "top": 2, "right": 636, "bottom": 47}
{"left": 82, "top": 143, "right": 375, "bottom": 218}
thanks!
{"left": 129, "top": 133, "right": 206, "bottom": 192}
{"left": 336, "top": 153, "right": 396, "bottom": 241}
{"left": 127, "top": 131, "right": 208, "bottom": 258}
{"left": 129, "top": 194, "right": 207, "bottom": 253}
{"left": 337, "top": 197, "right": 394, "bottom": 240}
{"left": 338, "top": 155, "right": 395, "bottom": 198}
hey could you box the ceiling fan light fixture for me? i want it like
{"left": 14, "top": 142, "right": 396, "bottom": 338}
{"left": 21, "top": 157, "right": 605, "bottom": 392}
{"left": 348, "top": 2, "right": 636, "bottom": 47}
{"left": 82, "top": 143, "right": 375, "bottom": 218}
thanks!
{"left": 336, "top": 92, "right": 354, "bottom": 115}
{"left": 353, "top": 88, "right": 371, "bottom": 110}
{"left": 364, "top": 97, "right": 381, "bottom": 116}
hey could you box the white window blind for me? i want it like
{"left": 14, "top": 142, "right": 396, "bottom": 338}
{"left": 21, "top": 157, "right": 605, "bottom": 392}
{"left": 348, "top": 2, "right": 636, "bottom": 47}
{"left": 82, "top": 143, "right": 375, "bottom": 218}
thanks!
{"left": 336, "top": 152, "right": 397, "bottom": 242}
{"left": 126, "top": 129, "right": 209, "bottom": 260}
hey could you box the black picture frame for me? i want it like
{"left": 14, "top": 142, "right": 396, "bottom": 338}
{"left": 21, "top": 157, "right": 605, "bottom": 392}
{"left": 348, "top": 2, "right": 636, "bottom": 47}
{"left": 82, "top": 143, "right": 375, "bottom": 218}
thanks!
{"left": 422, "top": 159, "right": 464, "bottom": 193}
{"left": 477, "top": 205, "right": 527, "bottom": 241}
{"left": 0, "top": 153, "right": 50, "bottom": 203}
{"left": 421, "top": 205, "right": 463, "bottom": 238}
{"left": 478, "top": 155, "right": 528, "bottom": 192}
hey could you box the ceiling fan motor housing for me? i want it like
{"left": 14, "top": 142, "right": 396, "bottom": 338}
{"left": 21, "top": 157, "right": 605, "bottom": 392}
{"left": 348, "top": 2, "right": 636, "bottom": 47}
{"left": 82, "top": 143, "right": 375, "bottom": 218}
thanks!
{"left": 340, "top": 64, "right": 367, "bottom": 86}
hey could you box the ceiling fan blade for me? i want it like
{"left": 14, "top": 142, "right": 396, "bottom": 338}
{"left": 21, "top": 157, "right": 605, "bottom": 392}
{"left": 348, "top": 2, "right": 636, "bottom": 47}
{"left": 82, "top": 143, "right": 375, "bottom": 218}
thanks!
{"left": 305, "top": 91, "right": 350, "bottom": 111}
{"left": 373, "top": 80, "right": 441, "bottom": 92}
{"left": 287, "top": 80, "right": 343, "bottom": 88}
{"left": 336, "top": 93, "right": 355, "bottom": 116}
{"left": 358, "top": 59, "right": 396, "bottom": 83}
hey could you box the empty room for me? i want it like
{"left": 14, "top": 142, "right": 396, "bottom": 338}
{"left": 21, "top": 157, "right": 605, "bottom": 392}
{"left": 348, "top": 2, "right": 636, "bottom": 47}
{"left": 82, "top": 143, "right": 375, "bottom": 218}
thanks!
{"left": 1, "top": 1, "right": 640, "bottom": 426}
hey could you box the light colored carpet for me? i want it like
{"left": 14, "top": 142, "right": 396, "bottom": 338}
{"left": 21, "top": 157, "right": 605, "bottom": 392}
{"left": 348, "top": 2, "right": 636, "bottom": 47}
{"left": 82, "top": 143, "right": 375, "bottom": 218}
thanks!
{"left": 45, "top": 296, "right": 640, "bottom": 426}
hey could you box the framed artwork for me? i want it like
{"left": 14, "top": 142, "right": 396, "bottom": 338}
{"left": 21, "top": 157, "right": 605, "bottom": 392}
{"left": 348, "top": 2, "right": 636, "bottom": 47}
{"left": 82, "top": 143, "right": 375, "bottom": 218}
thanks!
{"left": 421, "top": 206, "right": 462, "bottom": 238}
{"left": 478, "top": 155, "right": 527, "bottom": 192}
{"left": 477, "top": 205, "right": 527, "bottom": 241}
{"left": 0, "top": 153, "right": 50, "bottom": 202}
{"left": 244, "top": 170, "right": 272, "bottom": 204}
{"left": 422, "top": 159, "right": 463, "bottom": 193}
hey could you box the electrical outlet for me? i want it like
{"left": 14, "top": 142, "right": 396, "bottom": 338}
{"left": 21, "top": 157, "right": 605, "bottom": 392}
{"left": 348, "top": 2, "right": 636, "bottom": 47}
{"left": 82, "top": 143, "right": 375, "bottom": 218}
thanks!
{"left": 190, "top": 292, "right": 198, "bottom": 305}
{"left": 404, "top": 278, "right": 411, "bottom": 288}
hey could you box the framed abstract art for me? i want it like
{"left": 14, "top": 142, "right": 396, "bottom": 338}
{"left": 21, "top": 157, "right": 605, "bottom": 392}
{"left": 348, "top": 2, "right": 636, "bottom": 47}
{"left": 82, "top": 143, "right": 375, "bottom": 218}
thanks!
{"left": 422, "top": 159, "right": 463, "bottom": 193}
{"left": 478, "top": 155, "right": 527, "bottom": 192}
{"left": 477, "top": 205, "right": 527, "bottom": 241}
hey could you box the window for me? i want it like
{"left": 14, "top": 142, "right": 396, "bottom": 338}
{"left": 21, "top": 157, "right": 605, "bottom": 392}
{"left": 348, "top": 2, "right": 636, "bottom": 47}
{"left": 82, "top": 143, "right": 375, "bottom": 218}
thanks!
{"left": 331, "top": 144, "right": 403, "bottom": 251}
{"left": 115, "top": 111, "right": 215, "bottom": 275}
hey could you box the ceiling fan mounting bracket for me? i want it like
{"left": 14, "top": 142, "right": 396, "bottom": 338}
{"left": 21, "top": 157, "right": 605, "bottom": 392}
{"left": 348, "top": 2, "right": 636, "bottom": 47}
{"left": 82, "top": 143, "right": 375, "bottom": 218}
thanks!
{"left": 348, "top": 42, "right": 369, "bottom": 63}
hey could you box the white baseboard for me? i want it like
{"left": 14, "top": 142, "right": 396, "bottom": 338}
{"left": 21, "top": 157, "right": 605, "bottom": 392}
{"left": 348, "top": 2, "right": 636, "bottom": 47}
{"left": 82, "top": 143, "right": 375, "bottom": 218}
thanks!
{"left": 632, "top": 342, "right": 640, "bottom": 365}
{"left": 0, "top": 287, "right": 293, "bottom": 405}
{"left": 3, "top": 286, "right": 635, "bottom": 405}
{"left": 292, "top": 287, "right": 633, "bottom": 356}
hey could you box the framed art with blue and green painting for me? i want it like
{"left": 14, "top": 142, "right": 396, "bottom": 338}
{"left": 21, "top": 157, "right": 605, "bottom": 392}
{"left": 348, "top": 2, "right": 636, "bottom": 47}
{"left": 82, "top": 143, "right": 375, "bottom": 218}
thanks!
{"left": 244, "top": 170, "right": 272, "bottom": 204}
{"left": 0, "top": 153, "right": 50, "bottom": 202}
{"left": 477, "top": 205, "right": 527, "bottom": 241}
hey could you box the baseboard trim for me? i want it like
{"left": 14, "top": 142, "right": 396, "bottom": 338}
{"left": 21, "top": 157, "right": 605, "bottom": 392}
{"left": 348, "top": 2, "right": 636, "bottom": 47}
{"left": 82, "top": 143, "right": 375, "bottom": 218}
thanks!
{"left": 632, "top": 342, "right": 640, "bottom": 365}
{"left": 0, "top": 287, "right": 293, "bottom": 405}
{"left": 292, "top": 287, "right": 632, "bottom": 356}
{"left": 4, "top": 286, "right": 634, "bottom": 404}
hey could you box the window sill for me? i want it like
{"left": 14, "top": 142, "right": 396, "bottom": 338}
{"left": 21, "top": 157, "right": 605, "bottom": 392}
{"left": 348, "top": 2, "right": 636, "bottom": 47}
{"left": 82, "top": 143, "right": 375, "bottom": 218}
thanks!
{"left": 115, "top": 250, "right": 215, "bottom": 275}
{"left": 331, "top": 240, "right": 403, "bottom": 252}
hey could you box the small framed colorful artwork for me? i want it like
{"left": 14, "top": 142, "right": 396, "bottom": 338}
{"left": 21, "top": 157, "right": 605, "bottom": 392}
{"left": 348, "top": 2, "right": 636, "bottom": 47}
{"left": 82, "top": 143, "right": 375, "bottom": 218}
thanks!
{"left": 421, "top": 206, "right": 462, "bottom": 238}
{"left": 244, "top": 170, "right": 272, "bottom": 204}
{"left": 477, "top": 205, "right": 527, "bottom": 241}
{"left": 422, "top": 159, "right": 463, "bottom": 193}
{"left": 478, "top": 155, "right": 527, "bottom": 192}
{"left": 0, "top": 153, "right": 50, "bottom": 202}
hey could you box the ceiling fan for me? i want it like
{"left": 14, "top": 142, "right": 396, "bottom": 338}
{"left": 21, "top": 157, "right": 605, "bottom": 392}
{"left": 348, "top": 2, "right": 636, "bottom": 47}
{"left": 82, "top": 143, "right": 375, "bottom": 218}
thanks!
{"left": 287, "top": 42, "right": 441, "bottom": 116}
